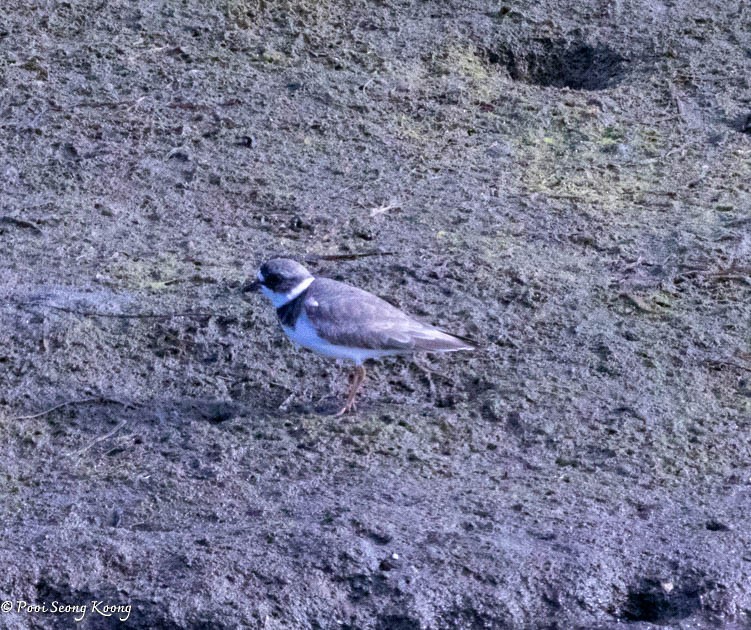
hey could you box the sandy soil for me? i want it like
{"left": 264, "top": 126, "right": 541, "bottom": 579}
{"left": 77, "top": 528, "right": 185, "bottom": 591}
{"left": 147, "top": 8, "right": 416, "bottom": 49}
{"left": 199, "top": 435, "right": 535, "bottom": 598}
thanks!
{"left": 1, "top": 0, "right": 750, "bottom": 628}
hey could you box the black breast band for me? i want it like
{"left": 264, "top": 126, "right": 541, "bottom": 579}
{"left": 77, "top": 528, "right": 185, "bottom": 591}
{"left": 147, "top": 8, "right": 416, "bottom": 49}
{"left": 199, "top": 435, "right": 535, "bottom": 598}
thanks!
{"left": 276, "top": 289, "right": 309, "bottom": 327}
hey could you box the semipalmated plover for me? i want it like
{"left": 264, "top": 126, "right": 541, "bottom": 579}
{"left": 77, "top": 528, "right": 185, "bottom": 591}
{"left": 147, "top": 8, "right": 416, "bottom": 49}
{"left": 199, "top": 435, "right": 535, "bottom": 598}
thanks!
{"left": 245, "top": 258, "right": 474, "bottom": 415}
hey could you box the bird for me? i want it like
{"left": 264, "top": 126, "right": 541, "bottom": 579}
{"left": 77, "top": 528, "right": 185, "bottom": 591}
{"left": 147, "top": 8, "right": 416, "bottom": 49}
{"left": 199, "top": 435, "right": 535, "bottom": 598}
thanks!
{"left": 244, "top": 258, "right": 474, "bottom": 415}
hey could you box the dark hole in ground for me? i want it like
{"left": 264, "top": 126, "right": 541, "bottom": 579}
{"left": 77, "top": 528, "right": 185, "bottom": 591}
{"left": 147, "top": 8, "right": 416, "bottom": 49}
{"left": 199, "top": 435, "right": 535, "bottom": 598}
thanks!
{"left": 375, "top": 615, "right": 422, "bottom": 630}
{"left": 482, "top": 38, "right": 627, "bottom": 91}
{"left": 621, "top": 577, "right": 705, "bottom": 623}
{"left": 727, "top": 112, "right": 751, "bottom": 134}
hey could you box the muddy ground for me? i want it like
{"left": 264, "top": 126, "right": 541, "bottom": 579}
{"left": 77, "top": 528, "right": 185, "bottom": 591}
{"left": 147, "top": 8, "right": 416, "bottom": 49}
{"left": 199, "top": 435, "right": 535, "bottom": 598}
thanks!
{"left": 0, "top": 0, "right": 750, "bottom": 628}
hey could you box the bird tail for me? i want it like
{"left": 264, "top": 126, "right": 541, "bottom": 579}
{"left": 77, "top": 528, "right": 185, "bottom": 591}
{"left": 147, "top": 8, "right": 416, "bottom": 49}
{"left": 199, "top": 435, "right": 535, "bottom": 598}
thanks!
{"left": 412, "top": 328, "right": 476, "bottom": 353}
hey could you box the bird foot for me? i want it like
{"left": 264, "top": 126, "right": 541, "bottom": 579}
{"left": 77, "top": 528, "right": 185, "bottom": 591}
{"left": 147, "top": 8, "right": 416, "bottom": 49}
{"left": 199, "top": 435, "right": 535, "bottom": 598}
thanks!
{"left": 334, "top": 401, "right": 357, "bottom": 416}
{"left": 334, "top": 365, "right": 366, "bottom": 416}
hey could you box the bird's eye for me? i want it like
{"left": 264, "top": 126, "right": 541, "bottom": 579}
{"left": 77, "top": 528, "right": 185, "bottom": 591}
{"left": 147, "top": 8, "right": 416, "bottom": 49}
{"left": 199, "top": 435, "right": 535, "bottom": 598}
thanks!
{"left": 264, "top": 273, "right": 281, "bottom": 288}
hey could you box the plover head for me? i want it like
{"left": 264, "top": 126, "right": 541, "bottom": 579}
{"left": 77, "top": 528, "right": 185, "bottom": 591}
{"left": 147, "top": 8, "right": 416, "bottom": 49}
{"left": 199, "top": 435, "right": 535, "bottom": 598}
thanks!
{"left": 245, "top": 258, "right": 315, "bottom": 307}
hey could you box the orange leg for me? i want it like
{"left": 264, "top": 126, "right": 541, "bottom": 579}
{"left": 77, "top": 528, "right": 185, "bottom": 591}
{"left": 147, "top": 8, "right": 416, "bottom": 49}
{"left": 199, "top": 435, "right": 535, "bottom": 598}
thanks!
{"left": 335, "top": 365, "right": 366, "bottom": 416}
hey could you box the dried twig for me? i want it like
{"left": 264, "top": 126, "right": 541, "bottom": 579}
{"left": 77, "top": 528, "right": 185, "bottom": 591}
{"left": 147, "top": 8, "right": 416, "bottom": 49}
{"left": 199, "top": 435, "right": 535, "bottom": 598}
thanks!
{"left": 612, "top": 405, "right": 648, "bottom": 423}
{"left": 16, "top": 303, "right": 217, "bottom": 319}
{"left": 411, "top": 358, "right": 456, "bottom": 399}
{"left": 663, "top": 142, "right": 690, "bottom": 158}
{"left": 68, "top": 420, "right": 129, "bottom": 457}
{"left": 619, "top": 292, "right": 657, "bottom": 313}
{"left": 703, "top": 358, "right": 751, "bottom": 373}
{"left": 277, "top": 392, "right": 296, "bottom": 412}
{"left": 312, "top": 251, "right": 394, "bottom": 262}
{"left": 369, "top": 202, "right": 401, "bottom": 218}
{"left": 705, "top": 268, "right": 751, "bottom": 285}
{"left": 9, "top": 396, "right": 131, "bottom": 421}
{"left": 708, "top": 273, "right": 751, "bottom": 285}
{"left": 724, "top": 217, "right": 751, "bottom": 228}
{"left": 621, "top": 256, "right": 646, "bottom": 272}
{"left": 0, "top": 216, "right": 42, "bottom": 233}
{"left": 669, "top": 83, "right": 688, "bottom": 121}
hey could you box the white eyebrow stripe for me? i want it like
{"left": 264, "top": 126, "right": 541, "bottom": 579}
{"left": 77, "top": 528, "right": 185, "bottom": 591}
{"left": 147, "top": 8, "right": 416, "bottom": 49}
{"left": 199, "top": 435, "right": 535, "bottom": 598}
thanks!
{"left": 257, "top": 270, "right": 264, "bottom": 282}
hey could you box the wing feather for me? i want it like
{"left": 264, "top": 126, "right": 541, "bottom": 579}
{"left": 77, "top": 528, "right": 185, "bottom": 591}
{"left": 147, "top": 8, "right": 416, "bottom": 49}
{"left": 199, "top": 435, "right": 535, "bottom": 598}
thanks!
{"left": 304, "top": 278, "right": 474, "bottom": 353}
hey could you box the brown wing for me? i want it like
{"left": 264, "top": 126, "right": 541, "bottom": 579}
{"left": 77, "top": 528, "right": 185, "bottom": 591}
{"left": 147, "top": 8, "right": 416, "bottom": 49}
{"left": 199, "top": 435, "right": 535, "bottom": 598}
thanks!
{"left": 304, "top": 278, "right": 474, "bottom": 353}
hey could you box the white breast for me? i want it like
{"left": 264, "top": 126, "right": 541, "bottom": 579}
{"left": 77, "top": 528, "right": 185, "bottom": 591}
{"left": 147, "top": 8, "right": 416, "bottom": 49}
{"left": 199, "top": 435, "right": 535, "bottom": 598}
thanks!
{"left": 282, "top": 311, "right": 400, "bottom": 365}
